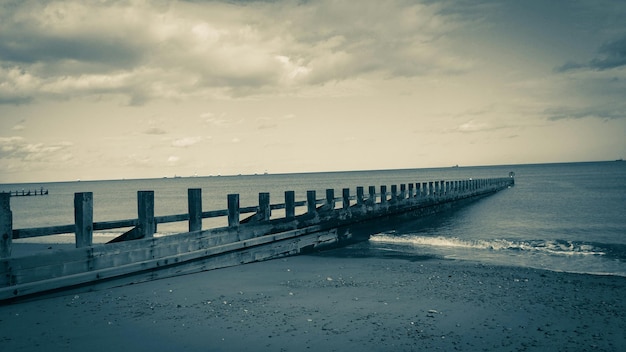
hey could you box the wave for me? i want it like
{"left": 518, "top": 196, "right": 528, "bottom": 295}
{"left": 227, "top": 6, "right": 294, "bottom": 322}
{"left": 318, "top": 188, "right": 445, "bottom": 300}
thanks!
{"left": 370, "top": 233, "right": 624, "bottom": 259}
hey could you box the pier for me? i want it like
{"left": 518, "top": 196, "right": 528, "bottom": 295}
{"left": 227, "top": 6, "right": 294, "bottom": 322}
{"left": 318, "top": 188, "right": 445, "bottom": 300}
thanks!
{"left": 0, "top": 175, "right": 514, "bottom": 302}
{"left": 0, "top": 188, "right": 48, "bottom": 197}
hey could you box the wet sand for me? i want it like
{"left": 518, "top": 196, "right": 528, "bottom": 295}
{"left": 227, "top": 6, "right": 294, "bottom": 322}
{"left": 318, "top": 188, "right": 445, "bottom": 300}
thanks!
{"left": 1, "top": 248, "right": 625, "bottom": 351}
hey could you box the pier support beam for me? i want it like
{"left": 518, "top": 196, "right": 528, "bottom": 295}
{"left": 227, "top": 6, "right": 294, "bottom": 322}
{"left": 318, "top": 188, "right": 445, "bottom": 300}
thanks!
{"left": 342, "top": 188, "right": 350, "bottom": 209}
{"left": 368, "top": 186, "right": 376, "bottom": 206}
{"left": 228, "top": 194, "right": 240, "bottom": 228}
{"left": 380, "top": 185, "right": 387, "bottom": 205}
{"left": 258, "top": 192, "right": 271, "bottom": 221}
{"left": 138, "top": 191, "right": 155, "bottom": 238}
{"left": 188, "top": 188, "right": 202, "bottom": 232}
{"left": 325, "top": 189, "right": 335, "bottom": 210}
{"left": 285, "top": 191, "right": 295, "bottom": 220}
{"left": 356, "top": 187, "right": 364, "bottom": 206}
{"left": 0, "top": 193, "right": 12, "bottom": 258}
{"left": 307, "top": 191, "right": 317, "bottom": 214}
{"left": 74, "top": 192, "right": 93, "bottom": 248}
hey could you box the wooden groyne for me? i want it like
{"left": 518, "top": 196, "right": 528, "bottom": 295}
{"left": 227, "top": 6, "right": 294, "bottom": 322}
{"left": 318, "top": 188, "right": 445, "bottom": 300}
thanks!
{"left": 1, "top": 188, "right": 49, "bottom": 197}
{"left": 0, "top": 175, "right": 514, "bottom": 302}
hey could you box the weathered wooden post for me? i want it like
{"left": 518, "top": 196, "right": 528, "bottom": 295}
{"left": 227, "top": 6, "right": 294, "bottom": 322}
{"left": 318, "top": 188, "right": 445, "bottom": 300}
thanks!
{"left": 408, "top": 183, "right": 413, "bottom": 198}
{"left": 0, "top": 193, "right": 12, "bottom": 258}
{"left": 325, "top": 189, "right": 335, "bottom": 210}
{"left": 400, "top": 184, "right": 406, "bottom": 200}
{"left": 188, "top": 188, "right": 202, "bottom": 232}
{"left": 390, "top": 185, "right": 398, "bottom": 203}
{"left": 74, "top": 192, "right": 93, "bottom": 248}
{"left": 342, "top": 188, "right": 350, "bottom": 209}
{"left": 368, "top": 186, "right": 376, "bottom": 206}
{"left": 258, "top": 192, "right": 271, "bottom": 221}
{"left": 356, "top": 186, "right": 365, "bottom": 205}
{"left": 307, "top": 190, "right": 317, "bottom": 214}
{"left": 138, "top": 191, "right": 156, "bottom": 238}
{"left": 416, "top": 183, "right": 421, "bottom": 197}
{"left": 228, "top": 194, "right": 240, "bottom": 228}
{"left": 285, "top": 191, "right": 295, "bottom": 220}
{"left": 445, "top": 181, "right": 450, "bottom": 196}
{"left": 380, "top": 185, "right": 387, "bottom": 204}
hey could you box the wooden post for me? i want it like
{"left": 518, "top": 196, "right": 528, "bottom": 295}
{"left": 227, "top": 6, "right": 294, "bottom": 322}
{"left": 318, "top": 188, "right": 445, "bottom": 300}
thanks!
{"left": 342, "top": 188, "right": 350, "bottom": 209}
{"left": 228, "top": 194, "right": 240, "bottom": 228}
{"left": 307, "top": 190, "right": 317, "bottom": 214}
{"left": 326, "top": 189, "right": 335, "bottom": 209}
{"left": 356, "top": 186, "right": 364, "bottom": 205}
{"left": 0, "top": 193, "right": 12, "bottom": 258}
{"left": 138, "top": 191, "right": 155, "bottom": 238}
{"left": 188, "top": 188, "right": 202, "bottom": 232}
{"left": 368, "top": 186, "right": 376, "bottom": 205}
{"left": 416, "top": 183, "right": 421, "bottom": 197}
{"left": 258, "top": 192, "right": 271, "bottom": 221}
{"left": 390, "top": 185, "right": 397, "bottom": 203}
{"left": 285, "top": 191, "right": 295, "bottom": 219}
{"left": 408, "top": 183, "right": 414, "bottom": 198}
{"left": 434, "top": 181, "right": 440, "bottom": 197}
{"left": 380, "top": 185, "right": 387, "bottom": 204}
{"left": 428, "top": 182, "right": 434, "bottom": 197}
{"left": 422, "top": 182, "right": 428, "bottom": 197}
{"left": 74, "top": 192, "right": 93, "bottom": 248}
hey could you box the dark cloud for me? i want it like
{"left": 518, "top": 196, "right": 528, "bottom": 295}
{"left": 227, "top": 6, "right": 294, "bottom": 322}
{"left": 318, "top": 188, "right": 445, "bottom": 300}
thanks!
{"left": 0, "top": 33, "right": 142, "bottom": 69}
{"left": 545, "top": 106, "right": 625, "bottom": 121}
{"left": 0, "top": 0, "right": 469, "bottom": 105}
{"left": 557, "top": 36, "right": 626, "bottom": 72}
{"left": 144, "top": 127, "right": 168, "bottom": 135}
{"left": 0, "top": 95, "right": 32, "bottom": 105}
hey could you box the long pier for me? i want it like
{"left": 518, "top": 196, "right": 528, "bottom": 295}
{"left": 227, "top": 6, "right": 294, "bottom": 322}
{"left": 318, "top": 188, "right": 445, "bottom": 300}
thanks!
{"left": 0, "top": 176, "right": 514, "bottom": 302}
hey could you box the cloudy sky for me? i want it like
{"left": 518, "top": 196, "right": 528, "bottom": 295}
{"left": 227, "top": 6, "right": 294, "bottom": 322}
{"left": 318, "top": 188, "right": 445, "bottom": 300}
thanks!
{"left": 1, "top": 0, "right": 625, "bottom": 183}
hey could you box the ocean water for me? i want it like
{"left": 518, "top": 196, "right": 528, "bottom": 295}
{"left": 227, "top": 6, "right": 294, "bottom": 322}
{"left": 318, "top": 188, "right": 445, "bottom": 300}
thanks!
{"left": 2, "top": 161, "right": 625, "bottom": 277}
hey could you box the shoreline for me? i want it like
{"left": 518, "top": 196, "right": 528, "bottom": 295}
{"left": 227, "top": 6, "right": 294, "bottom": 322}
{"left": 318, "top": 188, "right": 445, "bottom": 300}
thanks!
{"left": 2, "top": 248, "right": 625, "bottom": 351}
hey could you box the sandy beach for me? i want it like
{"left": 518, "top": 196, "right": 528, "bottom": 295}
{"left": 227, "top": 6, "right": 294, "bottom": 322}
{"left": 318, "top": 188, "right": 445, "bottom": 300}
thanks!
{"left": 1, "top": 247, "right": 625, "bottom": 352}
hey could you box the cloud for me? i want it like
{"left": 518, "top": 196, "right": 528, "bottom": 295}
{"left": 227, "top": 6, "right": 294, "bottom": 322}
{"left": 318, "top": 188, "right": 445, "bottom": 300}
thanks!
{"left": 0, "top": 0, "right": 466, "bottom": 105}
{"left": 455, "top": 120, "right": 508, "bottom": 133}
{"left": 144, "top": 127, "right": 167, "bottom": 135}
{"left": 0, "top": 136, "right": 73, "bottom": 162}
{"left": 544, "top": 106, "right": 626, "bottom": 121}
{"left": 557, "top": 36, "right": 626, "bottom": 72}
{"left": 171, "top": 136, "right": 203, "bottom": 147}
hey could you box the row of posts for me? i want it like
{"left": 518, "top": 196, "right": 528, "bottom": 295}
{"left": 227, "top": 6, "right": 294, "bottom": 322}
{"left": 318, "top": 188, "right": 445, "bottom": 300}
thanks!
{"left": 0, "top": 178, "right": 512, "bottom": 258}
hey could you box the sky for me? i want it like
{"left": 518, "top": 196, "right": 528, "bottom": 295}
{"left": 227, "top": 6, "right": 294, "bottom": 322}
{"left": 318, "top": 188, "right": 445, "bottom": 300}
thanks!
{"left": 1, "top": 0, "right": 625, "bottom": 183}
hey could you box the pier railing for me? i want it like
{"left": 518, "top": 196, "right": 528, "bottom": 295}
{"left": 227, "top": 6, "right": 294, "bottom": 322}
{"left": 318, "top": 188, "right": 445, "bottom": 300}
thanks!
{"left": 0, "top": 176, "right": 514, "bottom": 259}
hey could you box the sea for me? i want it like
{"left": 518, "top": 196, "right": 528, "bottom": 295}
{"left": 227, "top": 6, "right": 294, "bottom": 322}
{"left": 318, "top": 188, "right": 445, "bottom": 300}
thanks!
{"left": 2, "top": 161, "right": 625, "bottom": 277}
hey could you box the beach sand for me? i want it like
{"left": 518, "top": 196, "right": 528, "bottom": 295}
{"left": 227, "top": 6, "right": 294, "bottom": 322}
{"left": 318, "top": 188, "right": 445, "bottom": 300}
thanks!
{"left": 1, "top": 246, "right": 625, "bottom": 352}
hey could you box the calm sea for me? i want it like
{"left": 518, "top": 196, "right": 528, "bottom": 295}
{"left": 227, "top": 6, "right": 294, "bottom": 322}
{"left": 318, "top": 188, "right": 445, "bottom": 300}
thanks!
{"left": 2, "top": 161, "right": 625, "bottom": 277}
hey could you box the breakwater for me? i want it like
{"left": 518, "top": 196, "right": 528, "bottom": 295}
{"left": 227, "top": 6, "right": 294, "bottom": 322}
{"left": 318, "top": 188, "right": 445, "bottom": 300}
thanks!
{"left": 0, "top": 175, "right": 514, "bottom": 302}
